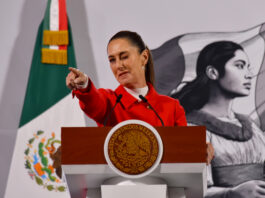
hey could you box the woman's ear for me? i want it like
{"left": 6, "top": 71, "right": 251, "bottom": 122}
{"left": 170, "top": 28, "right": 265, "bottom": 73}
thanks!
{"left": 206, "top": 65, "right": 219, "bottom": 80}
{"left": 141, "top": 49, "right": 149, "bottom": 66}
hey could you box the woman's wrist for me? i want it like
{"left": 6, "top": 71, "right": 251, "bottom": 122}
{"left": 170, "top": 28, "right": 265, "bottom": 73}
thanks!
{"left": 75, "top": 74, "right": 89, "bottom": 89}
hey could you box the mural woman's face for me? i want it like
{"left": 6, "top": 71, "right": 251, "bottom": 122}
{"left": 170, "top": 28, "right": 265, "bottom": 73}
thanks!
{"left": 218, "top": 49, "right": 252, "bottom": 97}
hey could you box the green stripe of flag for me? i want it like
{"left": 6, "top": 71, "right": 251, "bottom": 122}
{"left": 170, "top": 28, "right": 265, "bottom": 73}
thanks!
{"left": 19, "top": 20, "right": 77, "bottom": 127}
{"left": 43, "top": 0, "right": 51, "bottom": 31}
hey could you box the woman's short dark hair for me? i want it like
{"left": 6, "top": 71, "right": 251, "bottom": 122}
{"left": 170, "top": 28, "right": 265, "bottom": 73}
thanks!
{"left": 172, "top": 41, "right": 244, "bottom": 113}
{"left": 108, "top": 31, "right": 155, "bottom": 85}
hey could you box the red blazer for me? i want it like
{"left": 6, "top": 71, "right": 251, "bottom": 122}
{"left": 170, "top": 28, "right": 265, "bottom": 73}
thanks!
{"left": 73, "top": 81, "right": 187, "bottom": 127}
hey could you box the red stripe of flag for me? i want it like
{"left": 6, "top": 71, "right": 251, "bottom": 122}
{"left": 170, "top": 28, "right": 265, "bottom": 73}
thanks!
{"left": 59, "top": 0, "right": 67, "bottom": 50}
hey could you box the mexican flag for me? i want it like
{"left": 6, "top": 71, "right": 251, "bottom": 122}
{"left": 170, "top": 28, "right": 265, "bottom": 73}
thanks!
{"left": 4, "top": 0, "right": 86, "bottom": 197}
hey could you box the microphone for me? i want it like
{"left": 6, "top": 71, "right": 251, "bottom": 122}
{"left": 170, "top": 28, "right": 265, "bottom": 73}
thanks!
{"left": 103, "top": 94, "right": 122, "bottom": 126}
{"left": 139, "top": 95, "right": 164, "bottom": 126}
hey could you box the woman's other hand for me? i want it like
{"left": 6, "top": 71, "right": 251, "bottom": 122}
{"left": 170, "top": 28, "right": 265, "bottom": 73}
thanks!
{"left": 206, "top": 142, "right": 214, "bottom": 165}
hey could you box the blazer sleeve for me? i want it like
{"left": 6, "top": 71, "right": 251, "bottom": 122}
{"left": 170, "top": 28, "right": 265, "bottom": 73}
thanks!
{"left": 72, "top": 80, "right": 113, "bottom": 123}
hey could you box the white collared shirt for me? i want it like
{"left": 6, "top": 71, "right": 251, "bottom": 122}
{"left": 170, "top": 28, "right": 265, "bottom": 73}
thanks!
{"left": 124, "top": 86, "right": 149, "bottom": 101}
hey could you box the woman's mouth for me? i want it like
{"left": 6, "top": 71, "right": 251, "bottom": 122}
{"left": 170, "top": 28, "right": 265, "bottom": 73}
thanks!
{"left": 118, "top": 71, "right": 129, "bottom": 78}
{"left": 243, "top": 82, "right": 251, "bottom": 89}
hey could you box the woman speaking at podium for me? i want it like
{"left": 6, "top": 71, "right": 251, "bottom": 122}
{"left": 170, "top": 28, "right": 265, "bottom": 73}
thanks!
{"left": 66, "top": 31, "right": 214, "bottom": 163}
{"left": 66, "top": 31, "right": 187, "bottom": 127}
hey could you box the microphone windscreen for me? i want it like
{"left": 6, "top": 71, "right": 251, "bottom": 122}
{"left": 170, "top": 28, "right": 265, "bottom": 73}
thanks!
{"left": 139, "top": 95, "right": 147, "bottom": 102}
{"left": 117, "top": 94, "right": 122, "bottom": 102}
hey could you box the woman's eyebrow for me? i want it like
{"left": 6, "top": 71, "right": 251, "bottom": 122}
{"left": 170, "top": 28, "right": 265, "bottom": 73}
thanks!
{"left": 120, "top": 51, "right": 129, "bottom": 56}
{"left": 234, "top": 60, "right": 246, "bottom": 65}
{"left": 108, "top": 51, "right": 128, "bottom": 59}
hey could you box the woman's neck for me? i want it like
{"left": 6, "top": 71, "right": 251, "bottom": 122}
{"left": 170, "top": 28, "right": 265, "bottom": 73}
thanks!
{"left": 125, "top": 81, "right": 147, "bottom": 89}
{"left": 200, "top": 86, "right": 235, "bottom": 118}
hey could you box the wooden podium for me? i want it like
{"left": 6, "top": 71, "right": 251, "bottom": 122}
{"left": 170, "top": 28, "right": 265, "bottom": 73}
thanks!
{"left": 61, "top": 126, "right": 207, "bottom": 198}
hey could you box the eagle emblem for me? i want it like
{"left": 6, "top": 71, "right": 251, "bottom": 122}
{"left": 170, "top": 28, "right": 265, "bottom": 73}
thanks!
{"left": 24, "top": 130, "right": 66, "bottom": 192}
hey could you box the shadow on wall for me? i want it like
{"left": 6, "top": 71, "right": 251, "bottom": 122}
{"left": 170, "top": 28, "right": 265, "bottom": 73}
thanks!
{"left": 0, "top": 0, "right": 97, "bottom": 197}
{"left": 67, "top": 0, "right": 98, "bottom": 126}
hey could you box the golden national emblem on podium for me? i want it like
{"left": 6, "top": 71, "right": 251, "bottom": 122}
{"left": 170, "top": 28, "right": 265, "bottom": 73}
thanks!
{"left": 104, "top": 120, "right": 163, "bottom": 178}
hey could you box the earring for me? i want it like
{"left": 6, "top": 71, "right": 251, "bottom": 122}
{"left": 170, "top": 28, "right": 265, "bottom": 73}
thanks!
{"left": 142, "top": 65, "right": 145, "bottom": 70}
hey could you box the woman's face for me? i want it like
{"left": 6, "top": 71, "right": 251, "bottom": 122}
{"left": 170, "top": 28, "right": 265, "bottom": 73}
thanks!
{"left": 218, "top": 49, "right": 252, "bottom": 97}
{"left": 107, "top": 38, "right": 148, "bottom": 89}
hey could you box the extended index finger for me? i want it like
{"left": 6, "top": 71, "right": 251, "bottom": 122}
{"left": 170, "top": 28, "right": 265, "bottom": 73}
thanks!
{"left": 68, "top": 67, "right": 81, "bottom": 75}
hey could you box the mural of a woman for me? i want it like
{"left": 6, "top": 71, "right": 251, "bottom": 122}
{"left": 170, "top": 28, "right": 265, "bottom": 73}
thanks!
{"left": 172, "top": 41, "right": 265, "bottom": 197}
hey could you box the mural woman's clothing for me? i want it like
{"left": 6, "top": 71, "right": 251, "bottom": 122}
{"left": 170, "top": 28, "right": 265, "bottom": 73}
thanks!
{"left": 187, "top": 111, "right": 265, "bottom": 189}
{"left": 73, "top": 80, "right": 187, "bottom": 127}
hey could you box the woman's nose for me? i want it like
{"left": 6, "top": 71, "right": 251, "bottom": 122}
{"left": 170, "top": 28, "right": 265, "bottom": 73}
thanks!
{"left": 117, "top": 59, "right": 125, "bottom": 70}
{"left": 245, "top": 68, "right": 254, "bottom": 79}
